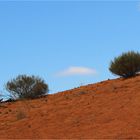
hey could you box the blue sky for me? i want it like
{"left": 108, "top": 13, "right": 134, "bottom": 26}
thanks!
{"left": 0, "top": 1, "right": 140, "bottom": 95}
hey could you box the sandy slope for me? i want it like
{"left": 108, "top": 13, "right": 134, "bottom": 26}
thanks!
{"left": 0, "top": 76, "right": 140, "bottom": 139}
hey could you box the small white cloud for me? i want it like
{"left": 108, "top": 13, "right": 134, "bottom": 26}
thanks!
{"left": 56, "top": 66, "right": 97, "bottom": 77}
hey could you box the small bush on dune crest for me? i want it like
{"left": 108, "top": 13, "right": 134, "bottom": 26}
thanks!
{"left": 6, "top": 75, "right": 49, "bottom": 100}
{"left": 109, "top": 51, "right": 140, "bottom": 78}
{"left": 0, "top": 94, "right": 3, "bottom": 103}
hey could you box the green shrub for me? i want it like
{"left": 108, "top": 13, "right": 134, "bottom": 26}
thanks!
{"left": 6, "top": 75, "right": 49, "bottom": 99}
{"left": 0, "top": 93, "right": 3, "bottom": 103}
{"left": 109, "top": 51, "right": 140, "bottom": 78}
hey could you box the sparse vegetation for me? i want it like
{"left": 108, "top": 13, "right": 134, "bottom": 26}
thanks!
{"left": 109, "top": 51, "right": 140, "bottom": 78}
{"left": 0, "top": 93, "right": 3, "bottom": 103}
{"left": 0, "top": 99, "right": 3, "bottom": 103}
{"left": 6, "top": 75, "right": 49, "bottom": 99}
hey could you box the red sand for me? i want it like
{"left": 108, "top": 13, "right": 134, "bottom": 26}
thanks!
{"left": 0, "top": 76, "right": 140, "bottom": 139}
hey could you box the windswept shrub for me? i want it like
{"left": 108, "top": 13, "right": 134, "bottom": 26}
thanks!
{"left": 6, "top": 75, "right": 49, "bottom": 99}
{"left": 0, "top": 93, "right": 3, "bottom": 103}
{"left": 109, "top": 51, "right": 140, "bottom": 78}
{"left": 0, "top": 98, "right": 3, "bottom": 103}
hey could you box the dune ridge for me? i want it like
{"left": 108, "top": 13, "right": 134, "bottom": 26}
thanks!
{"left": 0, "top": 76, "right": 140, "bottom": 139}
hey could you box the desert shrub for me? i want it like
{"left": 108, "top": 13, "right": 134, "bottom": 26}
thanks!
{"left": 0, "top": 98, "right": 3, "bottom": 103}
{"left": 0, "top": 93, "right": 3, "bottom": 104}
{"left": 6, "top": 75, "right": 49, "bottom": 99}
{"left": 109, "top": 51, "right": 140, "bottom": 78}
{"left": 0, "top": 94, "right": 3, "bottom": 103}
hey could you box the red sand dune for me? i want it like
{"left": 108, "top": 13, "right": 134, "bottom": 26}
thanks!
{"left": 0, "top": 76, "right": 140, "bottom": 139}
